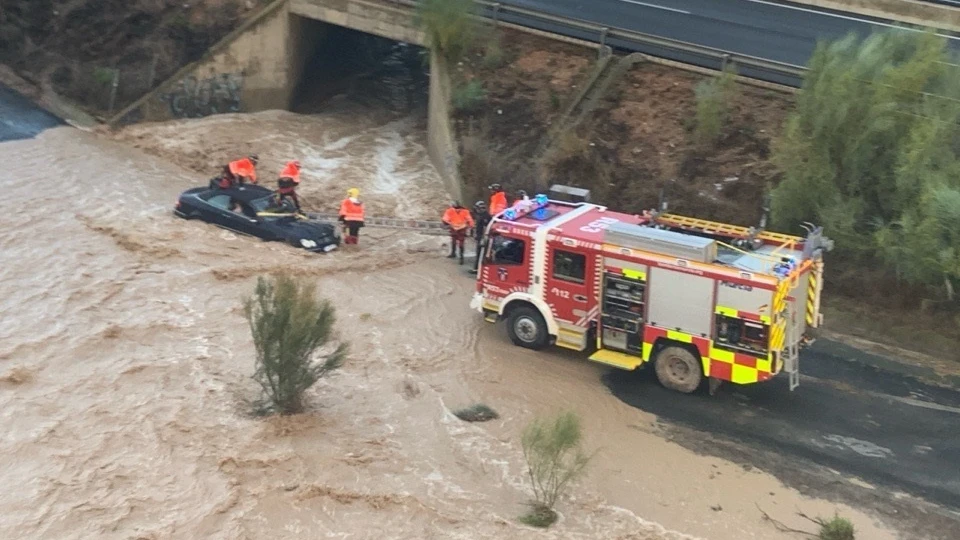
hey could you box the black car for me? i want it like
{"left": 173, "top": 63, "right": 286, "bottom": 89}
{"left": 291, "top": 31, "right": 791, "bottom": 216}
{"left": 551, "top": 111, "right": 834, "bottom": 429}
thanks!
{"left": 173, "top": 184, "right": 340, "bottom": 252}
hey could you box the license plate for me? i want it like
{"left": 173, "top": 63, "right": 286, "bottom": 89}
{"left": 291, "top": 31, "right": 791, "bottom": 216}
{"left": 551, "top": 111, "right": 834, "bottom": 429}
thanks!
{"left": 323, "top": 244, "right": 337, "bottom": 252}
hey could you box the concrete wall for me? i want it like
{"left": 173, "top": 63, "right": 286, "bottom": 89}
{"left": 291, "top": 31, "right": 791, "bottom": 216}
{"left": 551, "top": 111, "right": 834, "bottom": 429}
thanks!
{"left": 111, "top": 0, "right": 300, "bottom": 124}
{"left": 290, "top": 0, "right": 425, "bottom": 45}
{"left": 427, "top": 51, "right": 462, "bottom": 202}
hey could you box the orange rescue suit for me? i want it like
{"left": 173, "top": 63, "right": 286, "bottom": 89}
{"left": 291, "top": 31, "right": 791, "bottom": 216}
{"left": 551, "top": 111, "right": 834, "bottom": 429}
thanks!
{"left": 339, "top": 198, "right": 365, "bottom": 222}
{"left": 489, "top": 191, "right": 507, "bottom": 215}
{"left": 277, "top": 162, "right": 300, "bottom": 194}
{"left": 443, "top": 207, "right": 475, "bottom": 231}
{"left": 228, "top": 158, "right": 257, "bottom": 183}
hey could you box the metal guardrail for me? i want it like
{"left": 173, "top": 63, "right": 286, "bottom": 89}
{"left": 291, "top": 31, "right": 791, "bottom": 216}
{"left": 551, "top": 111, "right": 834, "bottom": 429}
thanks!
{"left": 392, "top": 0, "right": 808, "bottom": 87}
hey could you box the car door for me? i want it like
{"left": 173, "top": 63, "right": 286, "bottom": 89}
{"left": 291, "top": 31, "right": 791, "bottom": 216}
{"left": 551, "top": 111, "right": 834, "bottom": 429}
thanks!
{"left": 199, "top": 193, "right": 255, "bottom": 235}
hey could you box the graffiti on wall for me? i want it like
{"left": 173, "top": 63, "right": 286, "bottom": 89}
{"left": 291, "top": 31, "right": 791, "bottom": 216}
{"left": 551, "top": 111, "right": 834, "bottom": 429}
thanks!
{"left": 161, "top": 73, "right": 243, "bottom": 118}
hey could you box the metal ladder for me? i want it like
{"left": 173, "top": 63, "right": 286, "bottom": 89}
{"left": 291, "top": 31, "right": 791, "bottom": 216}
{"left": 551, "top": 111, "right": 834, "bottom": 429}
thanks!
{"left": 782, "top": 304, "right": 800, "bottom": 391}
{"left": 307, "top": 213, "right": 449, "bottom": 235}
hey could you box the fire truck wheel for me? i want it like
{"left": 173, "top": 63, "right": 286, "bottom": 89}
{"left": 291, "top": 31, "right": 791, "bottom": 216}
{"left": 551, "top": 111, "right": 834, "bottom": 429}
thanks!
{"left": 654, "top": 346, "right": 703, "bottom": 394}
{"left": 507, "top": 306, "right": 549, "bottom": 350}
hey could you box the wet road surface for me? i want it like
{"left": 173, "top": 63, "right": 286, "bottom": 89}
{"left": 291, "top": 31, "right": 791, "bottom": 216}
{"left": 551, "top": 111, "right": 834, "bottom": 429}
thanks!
{"left": 604, "top": 340, "right": 960, "bottom": 516}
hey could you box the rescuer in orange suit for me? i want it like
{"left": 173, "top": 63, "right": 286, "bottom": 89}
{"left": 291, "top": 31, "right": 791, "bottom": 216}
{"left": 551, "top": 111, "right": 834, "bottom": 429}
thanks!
{"left": 275, "top": 160, "right": 302, "bottom": 213}
{"left": 338, "top": 188, "right": 365, "bottom": 245}
{"left": 442, "top": 200, "right": 475, "bottom": 265}
{"left": 217, "top": 154, "right": 258, "bottom": 188}
{"left": 488, "top": 183, "right": 508, "bottom": 216}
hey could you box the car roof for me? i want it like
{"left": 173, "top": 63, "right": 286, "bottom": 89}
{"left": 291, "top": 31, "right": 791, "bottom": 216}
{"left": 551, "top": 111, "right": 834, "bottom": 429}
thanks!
{"left": 199, "top": 184, "right": 274, "bottom": 203}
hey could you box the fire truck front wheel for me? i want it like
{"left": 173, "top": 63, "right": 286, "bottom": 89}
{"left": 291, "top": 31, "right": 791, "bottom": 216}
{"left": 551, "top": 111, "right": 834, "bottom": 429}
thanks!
{"left": 654, "top": 346, "right": 703, "bottom": 394}
{"left": 506, "top": 306, "right": 549, "bottom": 350}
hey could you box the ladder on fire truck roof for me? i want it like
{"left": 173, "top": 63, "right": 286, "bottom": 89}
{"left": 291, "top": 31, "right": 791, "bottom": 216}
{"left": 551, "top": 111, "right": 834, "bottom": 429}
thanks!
{"left": 657, "top": 214, "right": 803, "bottom": 246}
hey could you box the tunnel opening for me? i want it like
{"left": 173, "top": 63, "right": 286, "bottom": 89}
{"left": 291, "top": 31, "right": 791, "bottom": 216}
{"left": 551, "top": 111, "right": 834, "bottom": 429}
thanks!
{"left": 289, "top": 17, "right": 429, "bottom": 117}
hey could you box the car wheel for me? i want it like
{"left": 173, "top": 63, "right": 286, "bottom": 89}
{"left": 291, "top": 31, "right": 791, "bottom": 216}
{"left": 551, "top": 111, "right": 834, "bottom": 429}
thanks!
{"left": 654, "top": 346, "right": 704, "bottom": 394}
{"left": 507, "top": 306, "right": 549, "bottom": 350}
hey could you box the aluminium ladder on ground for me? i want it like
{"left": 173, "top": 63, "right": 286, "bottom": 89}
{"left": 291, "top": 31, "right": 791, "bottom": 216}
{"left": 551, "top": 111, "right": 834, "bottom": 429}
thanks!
{"left": 307, "top": 213, "right": 449, "bottom": 235}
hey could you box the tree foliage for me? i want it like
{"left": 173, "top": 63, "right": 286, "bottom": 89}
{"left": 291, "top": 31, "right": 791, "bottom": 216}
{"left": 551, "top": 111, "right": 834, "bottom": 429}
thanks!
{"left": 520, "top": 411, "right": 592, "bottom": 522}
{"left": 244, "top": 274, "right": 347, "bottom": 415}
{"left": 415, "top": 0, "right": 478, "bottom": 64}
{"left": 771, "top": 29, "right": 960, "bottom": 297}
{"left": 693, "top": 63, "right": 740, "bottom": 146}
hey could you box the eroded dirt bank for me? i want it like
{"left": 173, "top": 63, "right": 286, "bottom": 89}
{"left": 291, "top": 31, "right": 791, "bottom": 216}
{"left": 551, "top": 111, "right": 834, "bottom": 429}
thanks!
{"left": 0, "top": 105, "right": 898, "bottom": 540}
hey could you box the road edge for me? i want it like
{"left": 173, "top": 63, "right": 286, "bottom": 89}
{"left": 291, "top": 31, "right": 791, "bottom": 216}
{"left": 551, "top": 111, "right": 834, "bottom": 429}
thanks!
{"left": 0, "top": 64, "right": 100, "bottom": 130}
{"left": 784, "top": 0, "right": 960, "bottom": 33}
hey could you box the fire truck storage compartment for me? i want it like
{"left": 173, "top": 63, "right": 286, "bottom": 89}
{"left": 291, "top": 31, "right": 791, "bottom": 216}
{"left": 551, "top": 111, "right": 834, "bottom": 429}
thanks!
{"left": 647, "top": 266, "right": 714, "bottom": 338}
{"left": 605, "top": 222, "right": 718, "bottom": 263}
{"left": 601, "top": 270, "right": 647, "bottom": 353}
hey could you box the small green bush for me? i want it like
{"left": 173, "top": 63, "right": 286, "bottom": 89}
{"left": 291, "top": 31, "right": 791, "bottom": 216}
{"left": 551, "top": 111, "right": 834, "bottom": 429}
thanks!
{"left": 819, "top": 514, "right": 855, "bottom": 540}
{"left": 453, "top": 403, "right": 499, "bottom": 422}
{"left": 693, "top": 63, "right": 739, "bottom": 146}
{"left": 415, "top": 0, "right": 478, "bottom": 64}
{"left": 519, "top": 502, "right": 557, "bottom": 528}
{"left": 520, "top": 410, "right": 592, "bottom": 526}
{"left": 244, "top": 274, "right": 347, "bottom": 415}
{"left": 453, "top": 80, "right": 486, "bottom": 113}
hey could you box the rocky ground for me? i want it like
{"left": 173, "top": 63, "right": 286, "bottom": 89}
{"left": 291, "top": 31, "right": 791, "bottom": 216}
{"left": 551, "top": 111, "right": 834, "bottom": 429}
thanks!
{"left": 0, "top": 0, "right": 268, "bottom": 115}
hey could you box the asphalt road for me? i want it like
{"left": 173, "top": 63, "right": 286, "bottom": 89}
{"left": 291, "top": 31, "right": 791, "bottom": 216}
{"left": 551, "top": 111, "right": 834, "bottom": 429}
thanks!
{"left": 491, "top": 0, "right": 960, "bottom": 84}
{"left": 0, "top": 85, "right": 63, "bottom": 143}
{"left": 603, "top": 339, "right": 960, "bottom": 529}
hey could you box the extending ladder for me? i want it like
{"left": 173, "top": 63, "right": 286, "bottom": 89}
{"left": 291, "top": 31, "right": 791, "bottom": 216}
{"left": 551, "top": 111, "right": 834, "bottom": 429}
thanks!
{"left": 307, "top": 213, "right": 449, "bottom": 235}
{"left": 782, "top": 305, "right": 800, "bottom": 391}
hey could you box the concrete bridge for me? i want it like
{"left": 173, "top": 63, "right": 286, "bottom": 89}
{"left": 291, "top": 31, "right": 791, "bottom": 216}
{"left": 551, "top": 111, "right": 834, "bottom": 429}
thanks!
{"left": 110, "top": 0, "right": 463, "bottom": 197}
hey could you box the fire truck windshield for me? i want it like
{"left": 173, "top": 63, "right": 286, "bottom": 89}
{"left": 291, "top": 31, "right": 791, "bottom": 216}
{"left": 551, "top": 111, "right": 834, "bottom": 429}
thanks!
{"left": 489, "top": 236, "right": 525, "bottom": 265}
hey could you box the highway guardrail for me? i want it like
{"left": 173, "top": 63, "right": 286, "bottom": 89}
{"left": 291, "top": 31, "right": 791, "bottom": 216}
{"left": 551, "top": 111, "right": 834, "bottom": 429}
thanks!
{"left": 392, "top": 0, "right": 808, "bottom": 87}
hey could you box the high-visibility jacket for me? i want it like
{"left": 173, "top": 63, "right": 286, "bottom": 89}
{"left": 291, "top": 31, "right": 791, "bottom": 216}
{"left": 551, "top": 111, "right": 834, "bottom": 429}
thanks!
{"left": 228, "top": 158, "right": 257, "bottom": 183}
{"left": 489, "top": 191, "right": 508, "bottom": 215}
{"left": 279, "top": 162, "right": 300, "bottom": 183}
{"left": 443, "top": 207, "right": 475, "bottom": 230}
{"left": 339, "top": 197, "right": 364, "bottom": 222}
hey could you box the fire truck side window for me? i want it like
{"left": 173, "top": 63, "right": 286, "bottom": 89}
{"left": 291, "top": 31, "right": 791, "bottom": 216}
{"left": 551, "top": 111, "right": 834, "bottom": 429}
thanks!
{"left": 490, "top": 236, "right": 525, "bottom": 265}
{"left": 552, "top": 250, "right": 586, "bottom": 284}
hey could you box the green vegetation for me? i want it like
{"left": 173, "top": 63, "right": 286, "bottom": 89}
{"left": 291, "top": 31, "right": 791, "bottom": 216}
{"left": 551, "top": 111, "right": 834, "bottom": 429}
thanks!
{"left": 818, "top": 514, "right": 856, "bottom": 540}
{"left": 519, "top": 411, "right": 592, "bottom": 528}
{"left": 453, "top": 80, "right": 487, "bottom": 113}
{"left": 415, "top": 0, "right": 478, "bottom": 64}
{"left": 693, "top": 63, "right": 739, "bottom": 146}
{"left": 772, "top": 29, "right": 960, "bottom": 300}
{"left": 453, "top": 403, "right": 500, "bottom": 422}
{"left": 244, "top": 274, "right": 347, "bottom": 415}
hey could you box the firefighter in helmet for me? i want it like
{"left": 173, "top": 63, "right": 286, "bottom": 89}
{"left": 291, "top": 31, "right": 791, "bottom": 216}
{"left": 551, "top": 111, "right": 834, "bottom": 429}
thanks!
{"left": 338, "top": 187, "right": 365, "bottom": 245}
{"left": 442, "top": 200, "right": 475, "bottom": 265}
{"left": 488, "top": 183, "right": 508, "bottom": 216}
{"left": 470, "top": 200, "right": 491, "bottom": 273}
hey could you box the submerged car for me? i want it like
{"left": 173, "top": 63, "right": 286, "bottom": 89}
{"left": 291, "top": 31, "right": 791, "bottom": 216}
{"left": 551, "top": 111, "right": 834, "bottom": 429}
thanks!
{"left": 173, "top": 184, "right": 340, "bottom": 252}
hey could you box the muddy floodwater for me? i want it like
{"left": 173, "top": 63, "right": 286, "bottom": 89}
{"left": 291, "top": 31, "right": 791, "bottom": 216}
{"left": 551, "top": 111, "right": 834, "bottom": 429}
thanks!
{"left": 0, "top": 96, "right": 901, "bottom": 539}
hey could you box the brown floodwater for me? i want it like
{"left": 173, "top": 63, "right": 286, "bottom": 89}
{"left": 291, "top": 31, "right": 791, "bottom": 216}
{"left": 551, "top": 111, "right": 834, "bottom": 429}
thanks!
{"left": 0, "top": 103, "right": 897, "bottom": 539}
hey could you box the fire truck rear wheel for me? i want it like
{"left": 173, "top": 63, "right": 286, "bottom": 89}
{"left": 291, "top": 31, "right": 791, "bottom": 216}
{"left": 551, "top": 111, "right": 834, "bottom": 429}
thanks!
{"left": 507, "top": 306, "right": 549, "bottom": 350}
{"left": 654, "top": 346, "right": 703, "bottom": 394}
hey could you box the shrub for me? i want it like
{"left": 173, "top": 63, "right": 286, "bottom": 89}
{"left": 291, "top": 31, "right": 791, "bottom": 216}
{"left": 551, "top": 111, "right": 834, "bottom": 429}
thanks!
{"left": 771, "top": 29, "right": 960, "bottom": 299}
{"left": 453, "top": 403, "right": 499, "bottom": 422}
{"left": 415, "top": 0, "right": 478, "bottom": 64}
{"left": 693, "top": 63, "right": 739, "bottom": 146}
{"left": 453, "top": 80, "right": 486, "bottom": 113}
{"left": 819, "top": 514, "right": 856, "bottom": 540}
{"left": 244, "top": 274, "right": 347, "bottom": 415}
{"left": 519, "top": 411, "right": 592, "bottom": 527}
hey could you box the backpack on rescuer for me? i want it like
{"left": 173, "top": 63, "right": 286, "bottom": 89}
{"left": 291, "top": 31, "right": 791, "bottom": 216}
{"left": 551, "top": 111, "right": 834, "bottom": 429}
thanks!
{"left": 469, "top": 185, "right": 833, "bottom": 395}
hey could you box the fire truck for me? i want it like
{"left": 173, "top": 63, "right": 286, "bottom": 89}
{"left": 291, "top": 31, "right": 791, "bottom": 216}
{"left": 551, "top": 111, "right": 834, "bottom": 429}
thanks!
{"left": 469, "top": 186, "right": 833, "bottom": 393}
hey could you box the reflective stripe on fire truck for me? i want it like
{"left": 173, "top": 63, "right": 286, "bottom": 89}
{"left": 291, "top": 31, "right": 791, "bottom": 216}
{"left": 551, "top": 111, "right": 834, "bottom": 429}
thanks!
{"left": 714, "top": 306, "right": 772, "bottom": 325}
{"left": 529, "top": 204, "right": 598, "bottom": 333}
{"left": 640, "top": 325, "right": 775, "bottom": 385}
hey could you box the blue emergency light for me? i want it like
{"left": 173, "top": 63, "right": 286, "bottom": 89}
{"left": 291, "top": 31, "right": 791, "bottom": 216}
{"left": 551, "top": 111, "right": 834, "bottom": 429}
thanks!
{"left": 501, "top": 194, "right": 549, "bottom": 221}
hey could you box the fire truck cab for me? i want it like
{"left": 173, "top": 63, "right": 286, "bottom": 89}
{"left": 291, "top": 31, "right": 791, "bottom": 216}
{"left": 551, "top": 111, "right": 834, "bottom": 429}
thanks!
{"left": 470, "top": 188, "right": 832, "bottom": 394}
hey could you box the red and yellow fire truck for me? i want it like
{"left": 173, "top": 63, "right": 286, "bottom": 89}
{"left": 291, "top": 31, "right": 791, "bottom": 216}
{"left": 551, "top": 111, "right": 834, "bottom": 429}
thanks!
{"left": 470, "top": 187, "right": 832, "bottom": 393}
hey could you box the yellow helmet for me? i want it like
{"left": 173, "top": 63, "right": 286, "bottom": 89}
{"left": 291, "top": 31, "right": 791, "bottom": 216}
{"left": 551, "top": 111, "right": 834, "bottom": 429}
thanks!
{"left": 347, "top": 188, "right": 360, "bottom": 198}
